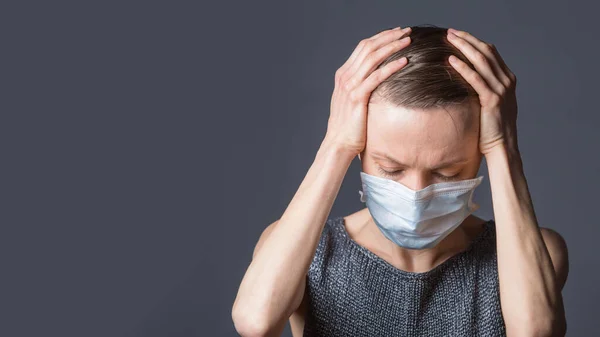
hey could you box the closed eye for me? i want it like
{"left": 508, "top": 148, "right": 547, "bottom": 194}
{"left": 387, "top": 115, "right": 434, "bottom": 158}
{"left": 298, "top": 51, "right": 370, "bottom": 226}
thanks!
{"left": 434, "top": 173, "right": 459, "bottom": 182}
{"left": 376, "top": 166, "right": 459, "bottom": 182}
{"left": 377, "top": 167, "right": 403, "bottom": 178}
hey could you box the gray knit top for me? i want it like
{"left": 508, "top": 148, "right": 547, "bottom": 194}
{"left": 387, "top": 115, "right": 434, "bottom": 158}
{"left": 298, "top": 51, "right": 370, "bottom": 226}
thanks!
{"left": 303, "top": 216, "right": 506, "bottom": 337}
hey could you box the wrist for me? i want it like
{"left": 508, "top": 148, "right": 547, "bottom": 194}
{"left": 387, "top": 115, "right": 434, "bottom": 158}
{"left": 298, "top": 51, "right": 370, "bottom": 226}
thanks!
{"left": 318, "top": 138, "right": 358, "bottom": 164}
{"left": 485, "top": 143, "right": 523, "bottom": 170}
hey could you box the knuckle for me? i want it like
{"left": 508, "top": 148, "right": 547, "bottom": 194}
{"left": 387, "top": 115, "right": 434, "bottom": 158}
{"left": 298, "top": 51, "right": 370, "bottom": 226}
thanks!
{"left": 334, "top": 69, "right": 343, "bottom": 82}
{"left": 488, "top": 93, "right": 501, "bottom": 105}
{"left": 452, "top": 58, "right": 465, "bottom": 69}
{"left": 336, "top": 68, "right": 348, "bottom": 80}
{"left": 343, "top": 80, "right": 353, "bottom": 92}
{"left": 485, "top": 43, "right": 496, "bottom": 53}
{"left": 395, "top": 36, "right": 407, "bottom": 44}
{"left": 362, "top": 39, "right": 374, "bottom": 51}
{"left": 372, "top": 69, "right": 385, "bottom": 82}
{"left": 394, "top": 38, "right": 408, "bottom": 48}
{"left": 335, "top": 67, "right": 343, "bottom": 77}
{"left": 376, "top": 49, "right": 391, "bottom": 64}
{"left": 379, "top": 42, "right": 400, "bottom": 57}
{"left": 357, "top": 39, "right": 367, "bottom": 50}
{"left": 452, "top": 37, "right": 464, "bottom": 46}
{"left": 474, "top": 51, "right": 488, "bottom": 64}
{"left": 382, "top": 42, "right": 397, "bottom": 53}
{"left": 349, "top": 90, "right": 361, "bottom": 103}
{"left": 364, "top": 53, "right": 376, "bottom": 65}
{"left": 497, "top": 85, "right": 507, "bottom": 96}
{"left": 470, "top": 71, "right": 483, "bottom": 83}
{"left": 343, "top": 77, "right": 357, "bottom": 91}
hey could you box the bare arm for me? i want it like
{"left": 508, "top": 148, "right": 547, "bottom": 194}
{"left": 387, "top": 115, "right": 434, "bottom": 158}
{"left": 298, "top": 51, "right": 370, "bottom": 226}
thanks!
{"left": 231, "top": 140, "right": 354, "bottom": 337}
{"left": 446, "top": 28, "right": 568, "bottom": 336}
{"left": 487, "top": 146, "right": 567, "bottom": 336}
{"left": 231, "top": 26, "right": 413, "bottom": 337}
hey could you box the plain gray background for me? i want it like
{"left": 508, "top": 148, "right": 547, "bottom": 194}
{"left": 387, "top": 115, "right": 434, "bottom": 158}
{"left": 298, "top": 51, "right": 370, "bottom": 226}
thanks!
{"left": 2, "top": 0, "right": 598, "bottom": 336}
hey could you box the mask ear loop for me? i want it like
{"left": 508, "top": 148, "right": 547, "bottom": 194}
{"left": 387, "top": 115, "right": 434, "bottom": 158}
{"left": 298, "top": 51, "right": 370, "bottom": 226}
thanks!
{"left": 358, "top": 190, "right": 367, "bottom": 203}
{"left": 358, "top": 152, "right": 364, "bottom": 202}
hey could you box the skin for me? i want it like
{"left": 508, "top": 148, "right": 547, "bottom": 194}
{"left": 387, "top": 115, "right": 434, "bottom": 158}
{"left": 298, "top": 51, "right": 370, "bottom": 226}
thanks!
{"left": 232, "top": 26, "right": 569, "bottom": 337}
{"left": 446, "top": 28, "right": 569, "bottom": 336}
{"left": 352, "top": 98, "right": 487, "bottom": 273}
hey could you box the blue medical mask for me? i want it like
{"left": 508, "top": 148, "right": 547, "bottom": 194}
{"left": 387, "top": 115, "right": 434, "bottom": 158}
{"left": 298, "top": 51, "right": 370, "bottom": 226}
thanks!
{"left": 358, "top": 171, "right": 484, "bottom": 250}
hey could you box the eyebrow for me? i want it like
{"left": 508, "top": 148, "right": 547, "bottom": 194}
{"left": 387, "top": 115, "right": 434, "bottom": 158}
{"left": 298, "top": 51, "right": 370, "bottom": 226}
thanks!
{"left": 371, "top": 152, "right": 469, "bottom": 170}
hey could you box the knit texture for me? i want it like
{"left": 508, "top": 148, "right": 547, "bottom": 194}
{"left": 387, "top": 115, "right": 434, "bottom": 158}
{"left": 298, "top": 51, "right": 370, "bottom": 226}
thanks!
{"left": 303, "top": 216, "right": 506, "bottom": 337}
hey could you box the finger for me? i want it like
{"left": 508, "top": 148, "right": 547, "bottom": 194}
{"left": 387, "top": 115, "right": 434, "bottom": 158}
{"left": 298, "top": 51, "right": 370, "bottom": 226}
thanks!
{"left": 350, "top": 36, "right": 411, "bottom": 85}
{"left": 447, "top": 31, "right": 505, "bottom": 95}
{"left": 448, "top": 55, "right": 499, "bottom": 107}
{"left": 448, "top": 28, "right": 512, "bottom": 87}
{"left": 487, "top": 42, "right": 517, "bottom": 84}
{"left": 338, "top": 27, "right": 406, "bottom": 78}
{"left": 459, "top": 32, "right": 516, "bottom": 84}
{"left": 345, "top": 27, "right": 411, "bottom": 81}
{"left": 353, "top": 56, "right": 408, "bottom": 101}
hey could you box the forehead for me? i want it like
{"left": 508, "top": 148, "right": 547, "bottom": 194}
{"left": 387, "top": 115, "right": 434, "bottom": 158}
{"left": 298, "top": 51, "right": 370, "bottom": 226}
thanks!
{"left": 365, "top": 101, "right": 479, "bottom": 159}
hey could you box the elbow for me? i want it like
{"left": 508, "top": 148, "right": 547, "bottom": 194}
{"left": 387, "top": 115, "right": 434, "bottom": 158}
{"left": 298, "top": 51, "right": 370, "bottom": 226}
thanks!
{"left": 231, "top": 306, "right": 271, "bottom": 337}
{"left": 531, "top": 323, "right": 566, "bottom": 337}
{"left": 506, "top": 316, "right": 566, "bottom": 337}
{"left": 539, "top": 312, "right": 567, "bottom": 337}
{"left": 232, "top": 315, "right": 269, "bottom": 337}
{"left": 547, "top": 316, "right": 567, "bottom": 337}
{"left": 232, "top": 321, "right": 269, "bottom": 337}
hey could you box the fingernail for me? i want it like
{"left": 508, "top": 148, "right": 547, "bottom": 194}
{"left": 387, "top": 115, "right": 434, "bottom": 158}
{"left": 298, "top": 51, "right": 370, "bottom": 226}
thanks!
{"left": 403, "top": 27, "right": 412, "bottom": 32}
{"left": 449, "top": 55, "right": 457, "bottom": 63}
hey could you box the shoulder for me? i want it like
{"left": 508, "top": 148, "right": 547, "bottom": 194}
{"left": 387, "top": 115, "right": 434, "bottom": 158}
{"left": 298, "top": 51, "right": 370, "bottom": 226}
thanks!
{"left": 539, "top": 227, "right": 569, "bottom": 290}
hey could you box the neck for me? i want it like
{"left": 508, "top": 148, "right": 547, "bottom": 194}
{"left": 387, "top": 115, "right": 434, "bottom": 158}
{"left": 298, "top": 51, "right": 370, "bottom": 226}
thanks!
{"left": 362, "top": 212, "right": 476, "bottom": 273}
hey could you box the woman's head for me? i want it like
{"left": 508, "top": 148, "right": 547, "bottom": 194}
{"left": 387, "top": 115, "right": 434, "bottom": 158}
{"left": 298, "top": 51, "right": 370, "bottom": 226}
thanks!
{"left": 359, "top": 25, "right": 483, "bottom": 191}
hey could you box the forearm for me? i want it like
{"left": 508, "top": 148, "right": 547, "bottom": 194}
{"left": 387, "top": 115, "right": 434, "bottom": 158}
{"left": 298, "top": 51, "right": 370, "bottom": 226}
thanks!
{"left": 234, "top": 139, "right": 355, "bottom": 328}
{"left": 486, "top": 144, "right": 563, "bottom": 336}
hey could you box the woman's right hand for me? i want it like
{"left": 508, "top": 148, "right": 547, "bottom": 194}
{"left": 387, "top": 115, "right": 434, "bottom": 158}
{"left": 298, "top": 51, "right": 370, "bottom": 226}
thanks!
{"left": 324, "top": 26, "right": 413, "bottom": 157}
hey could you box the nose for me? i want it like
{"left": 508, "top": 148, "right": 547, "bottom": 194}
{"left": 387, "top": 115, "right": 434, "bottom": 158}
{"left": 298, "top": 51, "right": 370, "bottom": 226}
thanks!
{"left": 401, "top": 174, "right": 431, "bottom": 192}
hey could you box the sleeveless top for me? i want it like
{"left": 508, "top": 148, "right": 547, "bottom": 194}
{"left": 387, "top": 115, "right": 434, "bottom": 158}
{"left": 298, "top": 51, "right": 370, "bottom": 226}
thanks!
{"left": 303, "top": 216, "right": 506, "bottom": 337}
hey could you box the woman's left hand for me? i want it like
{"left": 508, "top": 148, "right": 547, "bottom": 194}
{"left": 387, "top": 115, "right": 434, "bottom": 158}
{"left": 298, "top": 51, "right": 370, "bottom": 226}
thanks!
{"left": 446, "top": 28, "right": 519, "bottom": 157}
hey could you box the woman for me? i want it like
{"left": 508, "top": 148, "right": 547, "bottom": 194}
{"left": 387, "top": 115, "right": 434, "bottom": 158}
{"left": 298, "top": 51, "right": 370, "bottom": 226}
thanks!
{"left": 232, "top": 25, "right": 569, "bottom": 337}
